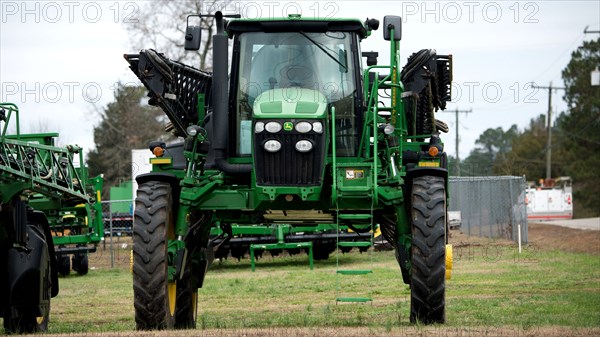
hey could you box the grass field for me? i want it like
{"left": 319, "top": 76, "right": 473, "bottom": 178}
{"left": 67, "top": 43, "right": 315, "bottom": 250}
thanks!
{"left": 5, "top": 227, "right": 600, "bottom": 336}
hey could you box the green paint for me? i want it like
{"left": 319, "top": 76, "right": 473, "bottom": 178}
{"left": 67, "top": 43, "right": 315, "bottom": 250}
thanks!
{"left": 253, "top": 88, "right": 327, "bottom": 119}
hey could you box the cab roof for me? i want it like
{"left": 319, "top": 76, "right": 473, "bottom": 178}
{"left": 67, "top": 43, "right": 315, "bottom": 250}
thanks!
{"left": 226, "top": 15, "right": 369, "bottom": 39}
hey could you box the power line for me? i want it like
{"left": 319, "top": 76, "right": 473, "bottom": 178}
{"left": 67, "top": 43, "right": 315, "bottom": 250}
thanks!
{"left": 440, "top": 108, "right": 472, "bottom": 176}
{"left": 531, "top": 82, "right": 565, "bottom": 181}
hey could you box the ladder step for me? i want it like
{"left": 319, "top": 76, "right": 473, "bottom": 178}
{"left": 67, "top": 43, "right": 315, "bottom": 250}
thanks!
{"left": 338, "top": 241, "right": 372, "bottom": 248}
{"left": 338, "top": 214, "right": 372, "bottom": 220}
{"left": 337, "top": 269, "right": 373, "bottom": 275}
{"left": 336, "top": 297, "right": 372, "bottom": 303}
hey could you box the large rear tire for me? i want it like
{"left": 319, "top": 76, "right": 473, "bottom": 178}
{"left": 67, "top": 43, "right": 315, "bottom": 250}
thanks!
{"left": 410, "top": 176, "right": 446, "bottom": 324}
{"left": 133, "top": 181, "right": 176, "bottom": 330}
{"left": 3, "top": 223, "right": 51, "bottom": 334}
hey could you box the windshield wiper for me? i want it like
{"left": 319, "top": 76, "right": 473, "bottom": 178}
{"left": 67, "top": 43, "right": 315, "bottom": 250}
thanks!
{"left": 299, "top": 31, "right": 348, "bottom": 72}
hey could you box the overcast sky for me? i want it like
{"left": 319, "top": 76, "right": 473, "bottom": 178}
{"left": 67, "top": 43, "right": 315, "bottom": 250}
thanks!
{"left": 1, "top": 0, "right": 599, "bottom": 163}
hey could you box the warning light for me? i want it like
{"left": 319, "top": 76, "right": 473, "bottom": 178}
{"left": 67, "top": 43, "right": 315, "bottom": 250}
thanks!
{"left": 428, "top": 146, "right": 439, "bottom": 157}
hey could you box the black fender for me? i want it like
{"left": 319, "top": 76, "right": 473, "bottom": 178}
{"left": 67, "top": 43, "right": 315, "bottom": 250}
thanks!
{"left": 28, "top": 211, "right": 59, "bottom": 298}
{"left": 405, "top": 167, "right": 450, "bottom": 243}
{"left": 404, "top": 166, "right": 449, "bottom": 215}
{"left": 7, "top": 211, "right": 55, "bottom": 315}
{"left": 135, "top": 172, "right": 181, "bottom": 203}
{"left": 135, "top": 173, "right": 182, "bottom": 227}
{"left": 405, "top": 166, "right": 448, "bottom": 182}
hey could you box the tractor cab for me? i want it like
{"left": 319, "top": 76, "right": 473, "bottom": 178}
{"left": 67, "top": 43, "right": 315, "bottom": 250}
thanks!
{"left": 223, "top": 16, "right": 376, "bottom": 189}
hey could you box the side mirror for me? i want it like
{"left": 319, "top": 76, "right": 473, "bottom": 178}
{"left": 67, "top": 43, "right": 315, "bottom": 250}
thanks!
{"left": 184, "top": 15, "right": 202, "bottom": 51}
{"left": 383, "top": 16, "right": 402, "bottom": 41}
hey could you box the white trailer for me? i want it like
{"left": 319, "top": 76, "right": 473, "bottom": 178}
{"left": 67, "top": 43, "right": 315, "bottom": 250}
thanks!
{"left": 526, "top": 177, "right": 573, "bottom": 221}
{"left": 131, "top": 149, "right": 153, "bottom": 200}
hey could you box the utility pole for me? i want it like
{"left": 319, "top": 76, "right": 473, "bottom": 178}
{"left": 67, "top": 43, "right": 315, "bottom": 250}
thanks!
{"left": 584, "top": 26, "right": 600, "bottom": 86}
{"left": 532, "top": 82, "right": 565, "bottom": 181}
{"left": 441, "top": 108, "right": 471, "bottom": 176}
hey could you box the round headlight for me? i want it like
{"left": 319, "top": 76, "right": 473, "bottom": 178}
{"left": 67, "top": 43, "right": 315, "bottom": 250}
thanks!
{"left": 312, "top": 122, "right": 323, "bottom": 133}
{"left": 186, "top": 125, "right": 199, "bottom": 137}
{"left": 264, "top": 140, "right": 282, "bottom": 152}
{"left": 295, "top": 140, "right": 313, "bottom": 152}
{"left": 295, "top": 121, "right": 312, "bottom": 133}
{"left": 255, "top": 121, "right": 265, "bottom": 133}
{"left": 384, "top": 124, "right": 395, "bottom": 135}
{"left": 265, "top": 122, "right": 282, "bottom": 133}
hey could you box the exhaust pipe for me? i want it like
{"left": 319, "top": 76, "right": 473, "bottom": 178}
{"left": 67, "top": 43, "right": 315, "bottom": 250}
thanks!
{"left": 212, "top": 11, "right": 251, "bottom": 174}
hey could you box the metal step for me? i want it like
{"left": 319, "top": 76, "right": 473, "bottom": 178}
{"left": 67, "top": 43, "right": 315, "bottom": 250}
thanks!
{"left": 338, "top": 241, "right": 372, "bottom": 248}
{"left": 336, "top": 297, "right": 373, "bottom": 303}
{"left": 336, "top": 269, "right": 373, "bottom": 275}
{"left": 338, "top": 214, "right": 372, "bottom": 220}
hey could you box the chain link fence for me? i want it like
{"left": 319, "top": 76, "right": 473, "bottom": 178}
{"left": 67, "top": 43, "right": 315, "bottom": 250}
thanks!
{"left": 101, "top": 200, "right": 134, "bottom": 237}
{"left": 100, "top": 200, "right": 134, "bottom": 268}
{"left": 448, "top": 176, "right": 528, "bottom": 243}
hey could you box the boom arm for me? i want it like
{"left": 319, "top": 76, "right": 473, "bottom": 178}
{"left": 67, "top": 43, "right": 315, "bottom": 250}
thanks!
{"left": 124, "top": 50, "right": 213, "bottom": 137}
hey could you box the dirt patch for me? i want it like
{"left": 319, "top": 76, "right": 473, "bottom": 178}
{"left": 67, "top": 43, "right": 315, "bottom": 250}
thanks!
{"left": 528, "top": 222, "right": 600, "bottom": 255}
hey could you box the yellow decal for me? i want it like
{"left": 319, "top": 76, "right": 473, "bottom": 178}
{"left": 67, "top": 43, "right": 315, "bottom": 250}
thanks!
{"left": 418, "top": 161, "right": 440, "bottom": 167}
{"left": 150, "top": 158, "right": 172, "bottom": 165}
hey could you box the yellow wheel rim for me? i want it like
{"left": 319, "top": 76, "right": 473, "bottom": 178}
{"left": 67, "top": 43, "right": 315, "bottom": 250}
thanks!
{"left": 445, "top": 244, "right": 453, "bottom": 280}
{"left": 168, "top": 282, "right": 176, "bottom": 316}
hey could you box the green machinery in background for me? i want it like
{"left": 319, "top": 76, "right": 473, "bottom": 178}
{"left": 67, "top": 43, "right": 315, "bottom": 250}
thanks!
{"left": 0, "top": 103, "right": 103, "bottom": 333}
{"left": 125, "top": 12, "right": 453, "bottom": 330}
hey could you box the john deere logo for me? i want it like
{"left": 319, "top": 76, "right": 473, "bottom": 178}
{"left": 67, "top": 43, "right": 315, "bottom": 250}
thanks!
{"left": 283, "top": 122, "right": 293, "bottom": 131}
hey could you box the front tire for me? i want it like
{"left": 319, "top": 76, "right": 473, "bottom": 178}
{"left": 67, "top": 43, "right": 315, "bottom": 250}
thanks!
{"left": 174, "top": 261, "right": 197, "bottom": 329}
{"left": 133, "top": 181, "right": 176, "bottom": 330}
{"left": 410, "top": 176, "right": 446, "bottom": 324}
{"left": 3, "top": 223, "right": 51, "bottom": 334}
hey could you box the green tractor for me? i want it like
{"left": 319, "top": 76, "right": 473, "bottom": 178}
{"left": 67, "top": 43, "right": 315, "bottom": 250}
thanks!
{"left": 125, "top": 12, "right": 452, "bottom": 329}
{"left": 0, "top": 103, "right": 102, "bottom": 333}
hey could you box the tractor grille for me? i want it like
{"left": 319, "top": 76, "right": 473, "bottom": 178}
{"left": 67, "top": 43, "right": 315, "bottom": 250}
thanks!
{"left": 254, "top": 130, "right": 325, "bottom": 186}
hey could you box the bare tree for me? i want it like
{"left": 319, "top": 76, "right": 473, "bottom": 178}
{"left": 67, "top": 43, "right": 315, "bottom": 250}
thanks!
{"left": 125, "top": 0, "right": 231, "bottom": 70}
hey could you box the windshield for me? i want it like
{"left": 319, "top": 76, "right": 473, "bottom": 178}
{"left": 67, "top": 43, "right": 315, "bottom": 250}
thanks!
{"left": 235, "top": 31, "right": 358, "bottom": 155}
{"left": 238, "top": 31, "right": 356, "bottom": 104}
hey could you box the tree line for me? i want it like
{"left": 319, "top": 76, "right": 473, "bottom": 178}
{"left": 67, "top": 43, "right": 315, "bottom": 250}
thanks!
{"left": 453, "top": 38, "right": 599, "bottom": 217}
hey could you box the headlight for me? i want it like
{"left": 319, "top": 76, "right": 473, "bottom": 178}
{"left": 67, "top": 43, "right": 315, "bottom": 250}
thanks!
{"left": 186, "top": 125, "right": 200, "bottom": 137}
{"left": 264, "top": 140, "right": 282, "bottom": 152}
{"left": 295, "top": 121, "right": 312, "bottom": 133}
{"left": 312, "top": 121, "right": 323, "bottom": 133}
{"left": 265, "top": 122, "right": 282, "bottom": 133}
{"left": 383, "top": 124, "right": 395, "bottom": 135}
{"left": 295, "top": 140, "right": 313, "bottom": 152}
{"left": 255, "top": 121, "right": 265, "bottom": 133}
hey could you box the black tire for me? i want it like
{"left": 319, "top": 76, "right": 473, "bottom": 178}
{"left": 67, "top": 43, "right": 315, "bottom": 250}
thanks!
{"left": 73, "top": 254, "right": 88, "bottom": 276}
{"left": 312, "top": 241, "right": 334, "bottom": 260}
{"left": 58, "top": 255, "right": 70, "bottom": 276}
{"left": 174, "top": 261, "right": 197, "bottom": 329}
{"left": 410, "top": 176, "right": 446, "bottom": 324}
{"left": 3, "top": 223, "right": 51, "bottom": 334}
{"left": 133, "top": 181, "right": 176, "bottom": 330}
